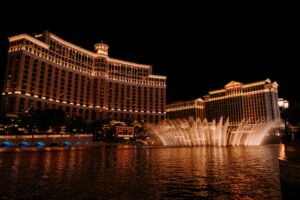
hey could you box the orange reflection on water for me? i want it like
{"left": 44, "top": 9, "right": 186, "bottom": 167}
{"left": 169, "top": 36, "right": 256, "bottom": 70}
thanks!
{"left": 278, "top": 143, "right": 286, "bottom": 160}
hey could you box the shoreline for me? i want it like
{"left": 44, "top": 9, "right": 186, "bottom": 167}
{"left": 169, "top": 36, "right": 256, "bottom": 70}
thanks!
{"left": 0, "top": 134, "right": 93, "bottom": 148}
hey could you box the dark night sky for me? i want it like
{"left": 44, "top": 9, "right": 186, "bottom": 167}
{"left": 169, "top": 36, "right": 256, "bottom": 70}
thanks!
{"left": 1, "top": 2, "right": 299, "bottom": 104}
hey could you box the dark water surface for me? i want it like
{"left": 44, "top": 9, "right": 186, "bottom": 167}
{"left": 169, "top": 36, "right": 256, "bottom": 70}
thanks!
{"left": 0, "top": 144, "right": 282, "bottom": 199}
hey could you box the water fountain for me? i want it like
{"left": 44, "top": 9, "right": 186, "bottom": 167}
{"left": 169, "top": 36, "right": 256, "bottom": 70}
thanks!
{"left": 145, "top": 117, "right": 280, "bottom": 146}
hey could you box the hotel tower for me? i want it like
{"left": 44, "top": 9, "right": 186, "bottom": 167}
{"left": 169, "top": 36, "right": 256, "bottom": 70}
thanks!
{"left": 166, "top": 98, "right": 205, "bottom": 120}
{"left": 166, "top": 79, "right": 281, "bottom": 126}
{"left": 1, "top": 31, "right": 166, "bottom": 123}
{"left": 204, "top": 79, "right": 280, "bottom": 125}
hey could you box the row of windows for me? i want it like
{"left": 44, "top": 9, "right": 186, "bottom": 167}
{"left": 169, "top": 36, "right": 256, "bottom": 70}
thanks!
{"left": 209, "top": 85, "right": 269, "bottom": 98}
{"left": 5, "top": 36, "right": 167, "bottom": 123}
{"left": 5, "top": 54, "right": 21, "bottom": 92}
{"left": 2, "top": 96, "right": 165, "bottom": 123}
{"left": 108, "top": 63, "right": 150, "bottom": 77}
{"left": 9, "top": 40, "right": 166, "bottom": 87}
{"left": 50, "top": 39, "right": 93, "bottom": 66}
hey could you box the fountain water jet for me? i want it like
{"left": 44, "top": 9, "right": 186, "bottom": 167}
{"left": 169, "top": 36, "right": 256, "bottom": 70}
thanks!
{"left": 145, "top": 117, "right": 280, "bottom": 146}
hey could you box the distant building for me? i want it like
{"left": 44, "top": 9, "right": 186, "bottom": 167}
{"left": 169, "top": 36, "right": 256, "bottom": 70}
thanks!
{"left": 1, "top": 31, "right": 166, "bottom": 123}
{"left": 166, "top": 98, "right": 205, "bottom": 120}
{"left": 204, "top": 79, "right": 280, "bottom": 125}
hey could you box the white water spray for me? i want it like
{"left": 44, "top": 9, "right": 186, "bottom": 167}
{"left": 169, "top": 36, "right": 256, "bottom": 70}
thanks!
{"left": 145, "top": 117, "right": 280, "bottom": 146}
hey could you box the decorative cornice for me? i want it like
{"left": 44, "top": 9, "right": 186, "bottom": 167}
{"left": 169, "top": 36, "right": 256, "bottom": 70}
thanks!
{"left": 8, "top": 34, "right": 50, "bottom": 49}
{"left": 49, "top": 33, "right": 99, "bottom": 57}
{"left": 107, "top": 57, "right": 152, "bottom": 69}
{"left": 208, "top": 78, "right": 277, "bottom": 94}
{"left": 148, "top": 74, "right": 167, "bottom": 79}
{"left": 49, "top": 33, "right": 154, "bottom": 69}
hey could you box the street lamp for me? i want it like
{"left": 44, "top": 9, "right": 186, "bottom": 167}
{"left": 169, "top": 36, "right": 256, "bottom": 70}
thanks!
{"left": 278, "top": 98, "right": 289, "bottom": 141}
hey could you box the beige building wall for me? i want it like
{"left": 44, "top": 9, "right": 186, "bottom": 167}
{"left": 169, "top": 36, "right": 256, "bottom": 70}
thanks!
{"left": 1, "top": 31, "right": 166, "bottom": 123}
{"left": 166, "top": 98, "right": 205, "bottom": 120}
{"left": 204, "top": 79, "right": 281, "bottom": 125}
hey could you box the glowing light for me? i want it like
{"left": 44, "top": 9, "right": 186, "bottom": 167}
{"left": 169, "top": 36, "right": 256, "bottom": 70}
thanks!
{"left": 8, "top": 34, "right": 50, "bottom": 49}
{"left": 5, "top": 31, "right": 167, "bottom": 123}
{"left": 284, "top": 101, "right": 289, "bottom": 109}
{"left": 146, "top": 117, "right": 280, "bottom": 146}
{"left": 278, "top": 98, "right": 284, "bottom": 107}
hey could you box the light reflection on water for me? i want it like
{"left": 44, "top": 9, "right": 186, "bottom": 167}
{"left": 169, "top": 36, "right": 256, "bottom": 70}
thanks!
{"left": 0, "top": 144, "right": 281, "bottom": 199}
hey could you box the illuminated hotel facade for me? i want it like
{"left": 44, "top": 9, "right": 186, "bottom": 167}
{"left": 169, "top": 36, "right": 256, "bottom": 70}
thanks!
{"left": 204, "top": 79, "right": 280, "bottom": 125}
{"left": 1, "top": 31, "right": 166, "bottom": 123}
{"left": 166, "top": 79, "right": 280, "bottom": 125}
{"left": 166, "top": 98, "right": 205, "bottom": 120}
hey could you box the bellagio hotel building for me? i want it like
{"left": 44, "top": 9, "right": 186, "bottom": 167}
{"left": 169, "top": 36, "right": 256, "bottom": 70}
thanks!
{"left": 1, "top": 31, "right": 166, "bottom": 123}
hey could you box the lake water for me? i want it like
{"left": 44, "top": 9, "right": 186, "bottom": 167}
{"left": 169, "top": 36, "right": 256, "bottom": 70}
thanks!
{"left": 0, "top": 144, "right": 283, "bottom": 199}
